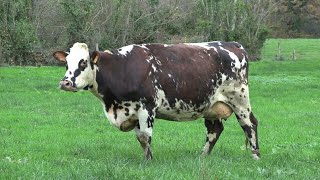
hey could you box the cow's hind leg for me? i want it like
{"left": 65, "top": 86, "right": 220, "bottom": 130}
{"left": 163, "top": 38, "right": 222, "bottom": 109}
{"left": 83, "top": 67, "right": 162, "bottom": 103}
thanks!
{"left": 202, "top": 119, "right": 224, "bottom": 155}
{"left": 235, "top": 111, "right": 260, "bottom": 159}
{"left": 224, "top": 84, "right": 260, "bottom": 159}
{"left": 135, "top": 126, "right": 153, "bottom": 160}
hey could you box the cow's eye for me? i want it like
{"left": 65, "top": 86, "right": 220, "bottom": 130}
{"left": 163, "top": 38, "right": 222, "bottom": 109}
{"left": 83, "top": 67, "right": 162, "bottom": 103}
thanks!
{"left": 79, "top": 59, "right": 87, "bottom": 71}
{"left": 81, "top": 60, "right": 87, "bottom": 66}
{"left": 79, "top": 59, "right": 87, "bottom": 67}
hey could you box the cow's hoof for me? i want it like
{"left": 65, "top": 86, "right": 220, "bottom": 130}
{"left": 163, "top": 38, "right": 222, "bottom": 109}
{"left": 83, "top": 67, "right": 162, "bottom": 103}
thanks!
{"left": 145, "top": 149, "right": 153, "bottom": 160}
{"left": 200, "top": 150, "right": 211, "bottom": 158}
{"left": 252, "top": 154, "right": 260, "bottom": 160}
{"left": 251, "top": 149, "right": 260, "bottom": 160}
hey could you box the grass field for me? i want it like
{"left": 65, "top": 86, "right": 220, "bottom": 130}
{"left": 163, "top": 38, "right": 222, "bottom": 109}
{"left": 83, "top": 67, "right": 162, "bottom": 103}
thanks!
{"left": 1, "top": 39, "right": 320, "bottom": 179}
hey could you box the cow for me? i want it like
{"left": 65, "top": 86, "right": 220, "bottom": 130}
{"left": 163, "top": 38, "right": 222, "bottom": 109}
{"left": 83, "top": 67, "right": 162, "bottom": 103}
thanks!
{"left": 53, "top": 41, "right": 260, "bottom": 160}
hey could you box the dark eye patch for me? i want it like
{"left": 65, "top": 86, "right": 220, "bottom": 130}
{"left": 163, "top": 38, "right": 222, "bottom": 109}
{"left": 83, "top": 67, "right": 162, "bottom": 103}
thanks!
{"left": 78, "top": 59, "right": 87, "bottom": 71}
{"left": 71, "top": 69, "right": 81, "bottom": 86}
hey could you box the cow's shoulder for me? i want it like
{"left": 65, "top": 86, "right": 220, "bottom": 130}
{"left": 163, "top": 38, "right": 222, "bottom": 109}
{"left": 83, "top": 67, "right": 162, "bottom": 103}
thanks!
{"left": 96, "top": 45, "right": 155, "bottom": 101}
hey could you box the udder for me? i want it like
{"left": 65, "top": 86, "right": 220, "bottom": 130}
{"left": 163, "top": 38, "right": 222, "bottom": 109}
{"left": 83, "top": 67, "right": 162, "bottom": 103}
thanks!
{"left": 119, "top": 118, "right": 138, "bottom": 132}
{"left": 204, "top": 102, "right": 233, "bottom": 121}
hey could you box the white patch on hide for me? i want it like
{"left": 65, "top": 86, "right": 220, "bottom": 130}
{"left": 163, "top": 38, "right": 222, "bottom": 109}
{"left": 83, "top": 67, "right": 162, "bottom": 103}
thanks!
{"left": 155, "top": 57, "right": 162, "bottom": 65}
{"left": 146, "top": 55, "right": 153, "bottom": 63}
{"left": 104, "top": 50, "right": 113, "bottom": 54}
{"left": 208, "top": 133, "right": 217, "bottom": 141}
{"left": 138, "top": 108, "right": 153, "bottom": 137}
{"left": 219, "top": 46, "right": 240, "bottom": 69}
{"left": 118, "top": 45, "right": 134, "bottom": 56}
{"left": 151, "top": 64, "right": 157, "bottom": 72}
{"left": 185, "top": 42, "right": 212, "bottom": 50}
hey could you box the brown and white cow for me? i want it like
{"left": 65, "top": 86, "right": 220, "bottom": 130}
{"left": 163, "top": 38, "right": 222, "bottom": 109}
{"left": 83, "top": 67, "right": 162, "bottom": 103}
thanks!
{"left": 53, "top": 41, "right": 260, "bottom": 160}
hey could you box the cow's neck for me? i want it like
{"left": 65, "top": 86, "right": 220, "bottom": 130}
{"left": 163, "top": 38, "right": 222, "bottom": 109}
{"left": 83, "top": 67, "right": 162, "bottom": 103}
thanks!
{"left": 89, "top": 65, "right": 103, "bottom": 100}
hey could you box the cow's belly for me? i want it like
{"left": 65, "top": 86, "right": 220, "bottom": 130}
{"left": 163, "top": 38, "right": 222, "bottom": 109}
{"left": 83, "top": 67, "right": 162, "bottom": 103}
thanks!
{"left": 155, "top": 101, "right": 233, "bottom": 121}
{"left": 156, "top": 109, "right": 203, "bottom": 121}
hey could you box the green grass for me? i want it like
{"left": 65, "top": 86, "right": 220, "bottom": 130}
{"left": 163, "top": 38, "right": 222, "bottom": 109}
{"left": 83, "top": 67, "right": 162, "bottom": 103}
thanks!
{"left": 1, "top": 39, "right": 320, "bottom": 179}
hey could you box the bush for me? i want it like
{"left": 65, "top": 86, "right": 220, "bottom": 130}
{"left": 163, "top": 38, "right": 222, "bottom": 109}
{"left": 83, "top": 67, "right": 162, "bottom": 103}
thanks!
{"left": 186, "top": 0, "right": 270, "bottom": 60}
{"left": 0, "top": 1, "right": 40, "bottom": 65}
{"left": 0, "top": 0, "right": 271, "bottom": 65}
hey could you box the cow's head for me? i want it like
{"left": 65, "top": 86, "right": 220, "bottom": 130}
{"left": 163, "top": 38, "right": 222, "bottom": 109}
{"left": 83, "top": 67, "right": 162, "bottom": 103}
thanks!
{"left": 53, "top": 42, "right": 99, "bottom": 92}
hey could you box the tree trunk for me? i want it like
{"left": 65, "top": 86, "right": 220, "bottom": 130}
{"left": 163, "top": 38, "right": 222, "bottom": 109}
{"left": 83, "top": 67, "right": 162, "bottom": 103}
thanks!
{"left": 122, "top": 5, "right": 132, "bottom": 45}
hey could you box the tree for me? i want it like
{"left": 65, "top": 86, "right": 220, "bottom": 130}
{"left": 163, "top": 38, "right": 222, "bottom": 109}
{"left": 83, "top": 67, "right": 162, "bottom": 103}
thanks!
{"left": 186, "top": 0, "right": 274, "bottom": 60}
{"left": 268, "top": 0, "right": 320, "bottom": 37}
{"left": 0, "top": 0, "right": 39, "bottom": 65}
{"left": 60, "top": 0, "right": 94, "bottom": 46}
{"left": 1, "top": 0, "right": 284, "bottom": 65}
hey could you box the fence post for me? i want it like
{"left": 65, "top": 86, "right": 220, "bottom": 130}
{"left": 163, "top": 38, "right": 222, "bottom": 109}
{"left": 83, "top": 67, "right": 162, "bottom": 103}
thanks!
{"left": 292, "top": 49, "right": 296, "bottom": 61}
{"left": 95, "top": 43, "right": 99, "bottom": 51}
{"left": 276, "top": 41, "right": 282, "bottom": 61}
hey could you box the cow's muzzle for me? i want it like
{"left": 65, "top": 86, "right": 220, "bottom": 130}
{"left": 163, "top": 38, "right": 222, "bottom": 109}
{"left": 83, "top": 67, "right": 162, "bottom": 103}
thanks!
{"left": 59, "top": 80, "right": 76, "bottom": 91}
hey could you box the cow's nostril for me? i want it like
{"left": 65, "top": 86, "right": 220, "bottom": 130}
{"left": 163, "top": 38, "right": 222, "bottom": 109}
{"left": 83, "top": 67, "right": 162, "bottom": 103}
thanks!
{"left": 60, "top": 80, "right": 73, "bottom": 89}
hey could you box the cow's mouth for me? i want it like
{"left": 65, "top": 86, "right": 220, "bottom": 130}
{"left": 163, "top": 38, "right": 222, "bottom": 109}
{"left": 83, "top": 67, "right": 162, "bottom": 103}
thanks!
{"left": 60, "top": 85, "right": 77, "bottom": 92}
{"left": 59, "top": 80, "right": 77, "bottom": 92}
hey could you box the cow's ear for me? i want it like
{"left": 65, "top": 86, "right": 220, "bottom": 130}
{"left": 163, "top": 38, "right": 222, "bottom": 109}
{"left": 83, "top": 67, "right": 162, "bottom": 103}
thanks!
{"left": 91, "top": 51, "right": 100, "bottom": 64}
{"left": 53, "top": 51, "right": 68, "bottom": 62}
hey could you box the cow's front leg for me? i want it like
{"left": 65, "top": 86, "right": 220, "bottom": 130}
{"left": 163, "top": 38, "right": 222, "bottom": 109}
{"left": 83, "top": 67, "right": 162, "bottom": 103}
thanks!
{"left": 202, "top": 119, "right": 224, "bottom": 155}
{"left": 135, "top": 107, "right": 154, "bottom": 160}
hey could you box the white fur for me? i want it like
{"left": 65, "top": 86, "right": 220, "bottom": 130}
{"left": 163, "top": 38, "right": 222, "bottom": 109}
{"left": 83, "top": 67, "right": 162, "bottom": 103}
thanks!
{"left": 118, "top": 45, "right": 134, "bottom": 56}
{"left": 138, "top": 108, "right": 153, "bottom": 137}
{"left": 219, "top": 46, "right": 241, "bottom": 69}
{"left": 185, "top": 42, "right": 214, "bottom": 50}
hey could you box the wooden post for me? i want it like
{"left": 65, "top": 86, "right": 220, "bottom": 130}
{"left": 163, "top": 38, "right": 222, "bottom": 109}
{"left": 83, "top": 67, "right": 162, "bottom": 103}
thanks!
{"left": 293, "top": 49, "right": 296, "bottom": 61}
{"left": 277, "top": 41, "right": 281, "bottom": 61}
{"left": 95, "top": 43, "right": 99, "bottom": 51}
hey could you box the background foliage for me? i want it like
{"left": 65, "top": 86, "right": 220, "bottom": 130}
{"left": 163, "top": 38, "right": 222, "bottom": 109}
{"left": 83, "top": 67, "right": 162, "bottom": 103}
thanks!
{"left": 0, "top": 0, "right": 319, "bottom": 65}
